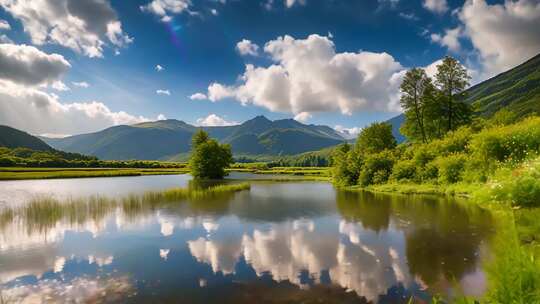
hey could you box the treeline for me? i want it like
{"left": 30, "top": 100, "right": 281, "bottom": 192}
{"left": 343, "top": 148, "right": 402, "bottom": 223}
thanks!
{"left": 235, "top": 147, "right": 334, "bottom": 167}
{"left": 332, "top": 56, "right": 540, "bottom": 207}
{"left": 0, "top": 147, "right": 186, "bottom": 168}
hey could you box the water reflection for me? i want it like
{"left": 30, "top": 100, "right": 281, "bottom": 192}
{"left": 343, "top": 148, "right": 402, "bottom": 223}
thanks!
{"left": 0, "top": 177, "right": 495, "bottom": 303}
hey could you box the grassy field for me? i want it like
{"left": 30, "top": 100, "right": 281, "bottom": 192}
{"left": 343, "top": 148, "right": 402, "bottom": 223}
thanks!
{"left": 0, "top": 167, "right": 190, "bottom": 180}
{"left": 0, "top": 165, "right": 330, "bottom": 180}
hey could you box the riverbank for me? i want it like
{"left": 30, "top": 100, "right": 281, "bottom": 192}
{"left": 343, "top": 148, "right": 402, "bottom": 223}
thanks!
{"left": 0, "top": 167, "right": 191, "bottom": 180}
{"left": 0, "top": 166, "right": 330, "bottom": 181}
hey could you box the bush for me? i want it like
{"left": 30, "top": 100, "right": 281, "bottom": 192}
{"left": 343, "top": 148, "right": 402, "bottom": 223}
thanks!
{"left": 359, "top": 151, "right": 394, "bottom": 186}
{"left": 470, "top": 116, "right": 540, "bottom": 165}
{"left": 436, "top": 153, "right": 467, "bottom": 184}
{"left": 391, "top": 159, "right": 417, "bottom": 182}
{"left": 489, "top": 159, "right": 540, "bottom": 207}
{"left": 189, "top": 130, "right": 233, "bottom": 179}
{"left": 510, "top": 176, "right": 540, "bottom": 207}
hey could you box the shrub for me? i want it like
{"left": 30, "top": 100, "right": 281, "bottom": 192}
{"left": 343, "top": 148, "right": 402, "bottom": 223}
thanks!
{"left": 470, "top": 116, "right": 540, "bottom": 166}
{"left": 359, "top": 151, "right": 395, "bottom": 186}
{"left": 436, "top": 153, "right": 467, "bottom": 184}
{"left": 391, "top": 159, "right": 417, "bottom": 182}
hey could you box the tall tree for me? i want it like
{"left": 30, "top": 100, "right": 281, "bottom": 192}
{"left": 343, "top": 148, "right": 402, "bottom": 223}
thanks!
{"left": 399, "top": 68, "right": 436, "bottom": 143}
{"left": 434, "top": 56, "right": 472, "bottom": 131}
{"left": 355, "top": 122, "right": 396, "bottom": 154}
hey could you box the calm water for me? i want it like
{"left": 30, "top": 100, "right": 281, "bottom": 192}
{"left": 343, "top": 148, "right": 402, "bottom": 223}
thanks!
{"left": 0, "top": 174, "right": 495, "bottom": 303}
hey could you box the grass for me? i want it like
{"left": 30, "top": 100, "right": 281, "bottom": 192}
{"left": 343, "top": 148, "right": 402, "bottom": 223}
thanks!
{"left": 0, "top": 182, "right": 251, "bottom": 231}
{"left": 0, "top": 165, "right": 331, "bottom": 180}
{"left": 0, "top": 167, "right": 190, "bottom": 180}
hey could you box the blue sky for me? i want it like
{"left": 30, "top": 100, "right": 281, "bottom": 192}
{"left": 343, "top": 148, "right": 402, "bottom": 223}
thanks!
{"left": 0, "top": 0, "right": 539, "bottom": 136}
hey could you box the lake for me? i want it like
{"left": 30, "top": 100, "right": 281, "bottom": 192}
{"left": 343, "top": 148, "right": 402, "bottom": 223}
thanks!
{"left": 0, "top": 174, "right": 495, "bottom": 303}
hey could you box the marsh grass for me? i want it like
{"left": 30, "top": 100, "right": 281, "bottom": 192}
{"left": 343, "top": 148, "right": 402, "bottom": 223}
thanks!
{"left": 0, "top": 183, "right": 250, "bottom": 232}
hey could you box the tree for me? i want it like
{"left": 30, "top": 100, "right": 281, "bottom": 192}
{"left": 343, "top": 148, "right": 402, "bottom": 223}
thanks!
{"left": 189, "top": 130, "right": 233, "bottom": 179}
{"left": 331, "top": 143, "right": 360, "bottom": 186}
{"left": 355, "top": 122, "right": 397, "bottom": 155}
{"left": 434, "top": 56, "right": 472, "bottom": 132}
{"left": 400, "top": 68, "right": 436, "bottom": 143}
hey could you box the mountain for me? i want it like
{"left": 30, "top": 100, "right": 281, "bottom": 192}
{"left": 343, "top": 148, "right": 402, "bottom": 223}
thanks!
{"left": 0, "top": 125, "right": 53, "bottom": 151}
{"left": 41, "top": 116, "right": 346, "bottom": 160}
{"left": 386, "top": 53, "right": 540, "bottom": 142}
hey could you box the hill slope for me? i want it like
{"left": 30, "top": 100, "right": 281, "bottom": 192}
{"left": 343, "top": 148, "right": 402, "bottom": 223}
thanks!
{"left": 387, "top": 53, "right": 540, "bottom": 142}
{"left": 0, "top": 125, "right": 53, "bottom": 151}
{"left": 41, "top": 116, "right": 346, "bottom": 160}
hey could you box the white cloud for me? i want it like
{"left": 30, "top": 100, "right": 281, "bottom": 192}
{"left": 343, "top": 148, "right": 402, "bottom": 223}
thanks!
{"left": 72, "top": 81, "right": 90, "bottom": 88}
{"left": 0, "top": 19, "right": 10, "bottom": 30}
{"left": 196, "top": 114, "right": 238, "bottom": 126}
{"left": 211, "top": 8, "right": 218, "bottom": 15}
{"left": 423, "top": 0, "right": 448, "bottom": 14}
{"left": 156, "top": 89, "right": 171, "bottom": 96}
{"left": 334, "top": 125, "right": 362, "bottom": 139}
{"left": 189, "top": 92, "right": 207, "bottom": 100}
{"left": 430, "top": 27, "right": 462, "bottom": 52}
{"left": 293, "top": 112, "right": 311, "bottom": 123}
{"left": 0, "top": 43, "right": 71, "bottom": 86}
{"left": 236, "top": 39, "right": 259, "bottom": 56}
{"left": 0, "top": 43, "right": 158, "bottom": 135}
{"left": 0, "top": 0, "right": 132, "bottom": 58}
{"left": 0, "top": 81, "right": 159, "bottom": 135}
{"left": 156, "top": 64, "right": 164, "bottom": 72}
{"left": 51, "top": 80, "right": 70, "bottom": 91}
{"left": 140, "top": 0, "right": 191, "bottom": 22}
{"left": 202, "top": 34, "right": 404, "bottom": 116}
{"left": 458, "top": 0, "right": 540, "bottom": 77}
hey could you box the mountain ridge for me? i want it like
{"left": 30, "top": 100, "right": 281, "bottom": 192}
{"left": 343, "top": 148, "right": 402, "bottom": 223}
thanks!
{"left": 40, "top": 116, "right": 347, "bottom": 160}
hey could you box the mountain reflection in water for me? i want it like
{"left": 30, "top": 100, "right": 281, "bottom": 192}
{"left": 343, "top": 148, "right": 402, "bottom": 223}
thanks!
{"left": 0, "top": 176, "right": 495, "bottom": 303}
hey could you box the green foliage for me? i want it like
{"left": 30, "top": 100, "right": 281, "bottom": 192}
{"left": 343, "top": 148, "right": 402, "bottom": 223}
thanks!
{"left": 399, "top": 68, "right": 436, "bottom": 143}
{"left": 470, "top": 116, "right": 540, "bottom": 166}
{"left": 435, "top": 153, "right": 467, "bottom": 184}
{"left": 189, "top": 130, "right": 233, "bottom": 179}
{"left": 488, "top": 158, "right": 540, "bottom": 207}
{"left": 332, "top": 144, "right": 359, "bottom": 186}
{"left": 355, "top": 122, "right": 396, "bottom": 154}
{"left": 358, "top": 151, "right": 395, "bottom": 186}
{"left": 390, "top": 159, "right": 417, "bottom": 182}
{"left": 434, "top": 56, "right": 472, "bottom": 132}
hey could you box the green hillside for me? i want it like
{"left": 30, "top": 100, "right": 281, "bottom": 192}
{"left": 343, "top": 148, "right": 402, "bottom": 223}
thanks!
{"left": 0, "top": 125, "right": 53, "bottom": 151}
{"left": 41, "top": 116, "right": 346, "bottom": 160}
{"left": 465, "top": 53, "right": 540, "bottom": 118}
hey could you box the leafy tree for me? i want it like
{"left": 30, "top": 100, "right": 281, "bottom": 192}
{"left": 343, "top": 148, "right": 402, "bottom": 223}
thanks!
{"left": 331, "top": 143, "right": 360, "bottom": 186}
{"left": 434, "top": 56, "right": 472, "bottom": 132}
{"left": 355, "top": 122, "right": 397, "bottom": 154}
{"left": 189, "top": 130, "right": 233, "bottom": 179}
{"left": 400, "top": 68, "right": 436, "bottom": 143}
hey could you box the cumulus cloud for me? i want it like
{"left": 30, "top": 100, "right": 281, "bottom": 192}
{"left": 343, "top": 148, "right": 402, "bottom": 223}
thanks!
{"left": 0, "top": 44, "right": 71, "bottom": 86}
{"left": 236, "top": 39, "right": 259, "bottom": 56}
{"left": 0, "top": 43, "right": 159, "bottom": 135}
{"left": 458, "top": 0, "right": 540, "bottom": 77}
{"left": 51, "top": 80, "right": 70, "bottom": 91}
{"left": 156, "top": 89, "right": 171, "bottom": 96}
{"left": 0, "top": 0, "right": 132, "bottom": 58}
{"left": 196, "top": 114, "right": 238, "bottom": 126}
{"left": 72, "top": 81, "right": 90, "bottom": 88}
{"left": 189, "top": 92, "right": 207, "bottom": 100}
{"left": 156, "top": 64, "right": 164, "bottom": 72}
{"left": 140, "top": 0, "right": 191, "bottom": 22}
{"left": 423, "top": 0, "right": 448, "bottom": 14}
{"left": 430, "top": 27, "right": 462, "bottom": 52}
{"left": 0, "top": 82, "right": 160, "bottom": 134}
{"left": 0, "top": 19, "right": 10, "bottom": 30}
{"left": 334, "top": 125, "right": 362, "bottom": 139}
{"left": 201, "top": 34, "right": 404, "bottom": 117}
